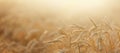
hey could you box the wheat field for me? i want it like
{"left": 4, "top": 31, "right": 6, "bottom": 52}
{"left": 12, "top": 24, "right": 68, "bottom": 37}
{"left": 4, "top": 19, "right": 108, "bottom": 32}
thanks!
{"left": 0, "top": 17, "right": 120, "bottom": 53}
{"left": 0, "top": 0, "right": 120, "bottom": 53}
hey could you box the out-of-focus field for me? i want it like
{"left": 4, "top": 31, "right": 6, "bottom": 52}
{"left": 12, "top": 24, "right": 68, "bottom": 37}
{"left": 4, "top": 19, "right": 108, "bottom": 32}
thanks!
{"left": 0, "top": 0, "right": 120, "bottom": 53}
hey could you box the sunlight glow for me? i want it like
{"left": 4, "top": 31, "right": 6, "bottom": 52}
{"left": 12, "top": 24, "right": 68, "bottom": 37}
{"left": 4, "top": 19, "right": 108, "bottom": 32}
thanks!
{"left": 13, "top": 0, "right": 108, "bottom": 24}
{"left": 72, "top": 0, "right": 105, "bottom": 10}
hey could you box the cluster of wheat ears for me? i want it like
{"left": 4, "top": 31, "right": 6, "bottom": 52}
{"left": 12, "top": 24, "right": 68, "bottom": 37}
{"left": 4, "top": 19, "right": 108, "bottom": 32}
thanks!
{"left": 0, "top": 18, "right": 120, "bottom": 53}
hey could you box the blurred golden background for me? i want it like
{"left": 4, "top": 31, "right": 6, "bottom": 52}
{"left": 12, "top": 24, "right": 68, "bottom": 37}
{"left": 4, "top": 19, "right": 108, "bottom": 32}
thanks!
{"left": 0, "top": 0, "right": 120, "bottom": 26}
{"left": 0, "top": 0, "right": 120, "bottom": 53}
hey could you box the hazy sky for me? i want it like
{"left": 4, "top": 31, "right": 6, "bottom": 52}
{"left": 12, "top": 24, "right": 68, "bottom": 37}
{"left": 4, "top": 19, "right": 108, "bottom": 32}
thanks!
{"left": 0, "top": 0, "right": 120, "bottom": 26}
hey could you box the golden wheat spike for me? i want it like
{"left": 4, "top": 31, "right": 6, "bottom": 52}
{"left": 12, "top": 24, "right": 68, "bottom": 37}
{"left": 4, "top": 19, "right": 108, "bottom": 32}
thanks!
{"left": 89, "top": 17, "right": 97, "bottom": 27}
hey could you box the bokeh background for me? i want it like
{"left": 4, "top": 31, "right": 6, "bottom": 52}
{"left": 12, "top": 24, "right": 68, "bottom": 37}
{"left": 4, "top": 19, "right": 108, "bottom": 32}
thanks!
{"left": 0, "top": 0, "right": 120, "bottom": 26}
{"left": 0, "top": 0, "right": 120, "bottom": 53}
